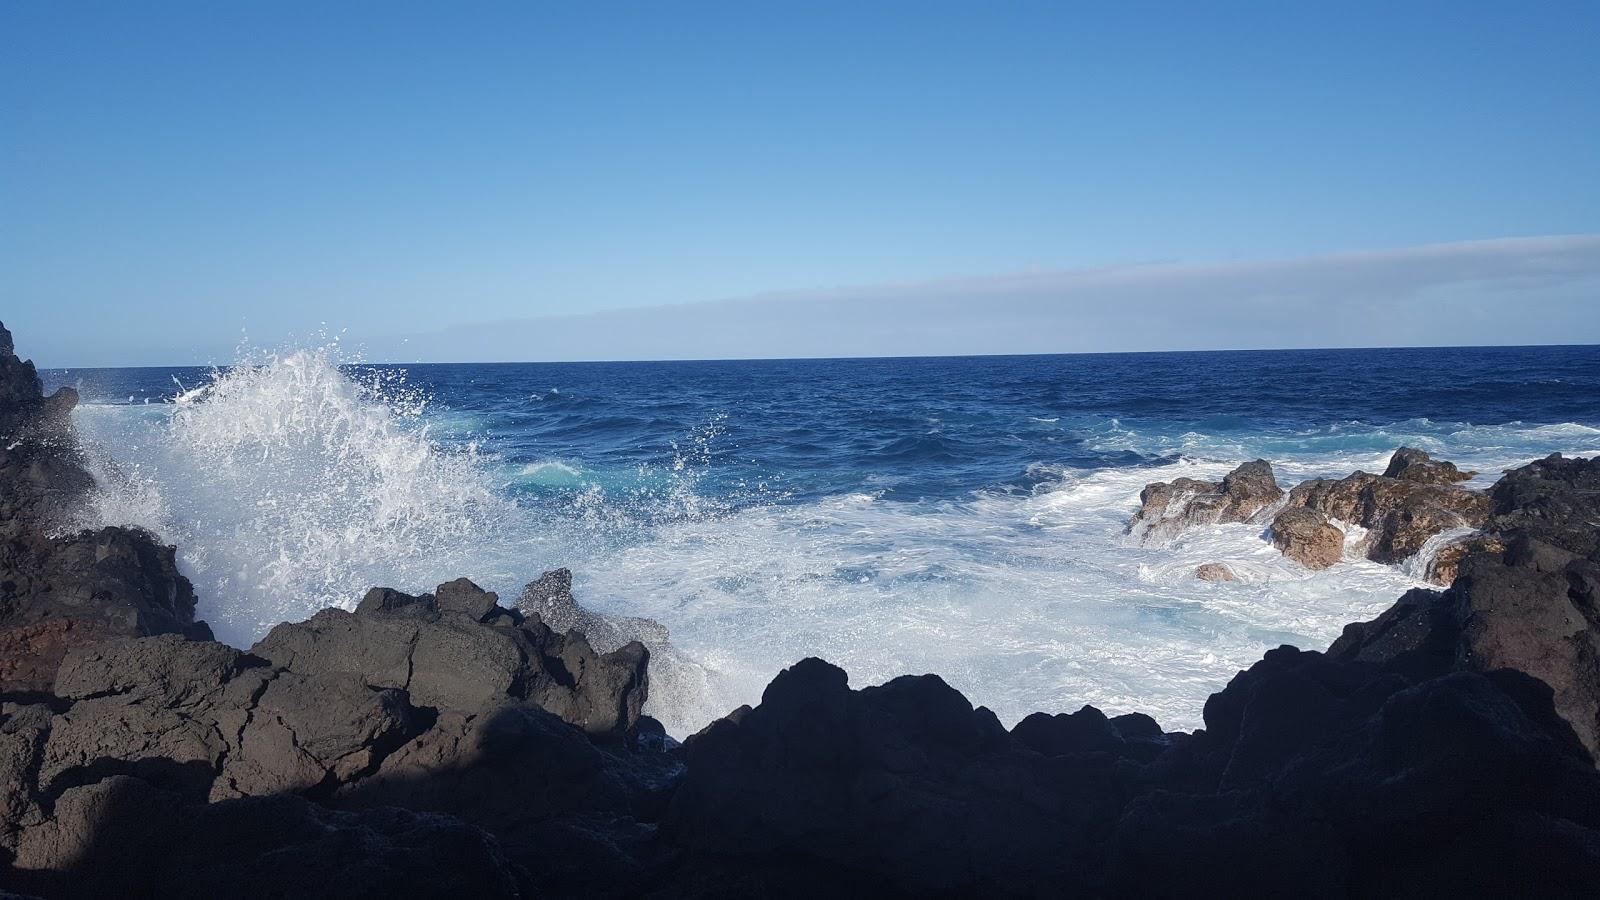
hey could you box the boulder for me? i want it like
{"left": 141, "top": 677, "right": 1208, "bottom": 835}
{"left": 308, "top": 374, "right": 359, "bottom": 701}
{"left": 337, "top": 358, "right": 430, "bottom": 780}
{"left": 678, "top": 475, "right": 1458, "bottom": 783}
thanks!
{"left": 1194, "top": 562, "right": 1239, "bottom": 582}
{"left": 1128, "top": 460, "right": 1283, "bottom": 544}
{"left": 1270, "top": 506, "right": 1345, "bottom": 569}
{"left": 1383, "top": 446, "right": 1475, "bottom": 484}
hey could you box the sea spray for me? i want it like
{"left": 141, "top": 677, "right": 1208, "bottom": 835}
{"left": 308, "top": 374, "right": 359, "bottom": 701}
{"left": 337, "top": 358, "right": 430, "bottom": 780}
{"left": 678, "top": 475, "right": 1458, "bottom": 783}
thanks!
{"left": 55, "top": 346, "right": 1600, "bottom": 736}
{"left": 80, "top": 345, "right": 522, "bottom": 645}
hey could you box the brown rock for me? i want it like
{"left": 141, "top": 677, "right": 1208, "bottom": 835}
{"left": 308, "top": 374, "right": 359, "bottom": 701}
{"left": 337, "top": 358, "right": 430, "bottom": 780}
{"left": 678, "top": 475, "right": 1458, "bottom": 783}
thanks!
{"left": 1424, "top": 532, "right": 1506, "bottom": 586}
{"left": 1270, "top": 507, "right": 1344, "bottom": 569}
{"left": 1286, "top": 465, "right": 1490, "bottom": 564}
{"left": 1194, "top": 563, "right": 1239, "bottom": 582}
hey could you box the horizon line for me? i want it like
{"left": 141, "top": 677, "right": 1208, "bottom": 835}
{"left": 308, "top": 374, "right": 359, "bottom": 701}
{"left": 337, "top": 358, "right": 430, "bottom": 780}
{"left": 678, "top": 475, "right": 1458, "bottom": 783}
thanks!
{"left": 35, "top": 339, "right": 1600, "bottom": 373}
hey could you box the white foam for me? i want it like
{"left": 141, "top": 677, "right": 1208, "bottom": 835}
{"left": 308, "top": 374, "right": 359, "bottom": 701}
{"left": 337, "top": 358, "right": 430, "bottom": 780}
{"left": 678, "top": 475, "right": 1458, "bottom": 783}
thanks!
{"left": 75, "top": 347, "right": 523, "bottom": 647}
{"left": 69, "top": 356, "right": 1600, "bottom": 738}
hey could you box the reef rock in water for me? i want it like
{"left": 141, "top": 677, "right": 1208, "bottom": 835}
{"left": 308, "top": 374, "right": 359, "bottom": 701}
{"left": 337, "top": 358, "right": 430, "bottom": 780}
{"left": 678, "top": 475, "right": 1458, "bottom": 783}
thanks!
{"left": 1127, "top": 458, "right": 1284, "bottom": 544}
{"left": 1135, "top": 446, "right": 1497, "bottom": 582}
{"left": 5, "top": 319, "right": 1600, "bottom": 897}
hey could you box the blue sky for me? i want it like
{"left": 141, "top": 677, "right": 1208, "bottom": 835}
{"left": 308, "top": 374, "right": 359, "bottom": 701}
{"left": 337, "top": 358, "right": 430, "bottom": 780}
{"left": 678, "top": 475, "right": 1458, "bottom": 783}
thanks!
{"left": 3, "top": 2, "right": 1597, "bottom": 365}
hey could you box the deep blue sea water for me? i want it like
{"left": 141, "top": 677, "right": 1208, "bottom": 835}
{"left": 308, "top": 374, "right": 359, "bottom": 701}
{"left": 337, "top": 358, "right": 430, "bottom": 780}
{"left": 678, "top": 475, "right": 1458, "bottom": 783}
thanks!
{"left": 42, "top": 344, "right": 1600, "bottom": 734}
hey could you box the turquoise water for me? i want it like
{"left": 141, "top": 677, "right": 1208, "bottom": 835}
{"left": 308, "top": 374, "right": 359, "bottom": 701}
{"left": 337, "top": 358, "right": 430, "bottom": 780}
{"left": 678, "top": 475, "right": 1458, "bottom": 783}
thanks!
{"left": 43, "top": 344, "right": 1600, "bottom": 734}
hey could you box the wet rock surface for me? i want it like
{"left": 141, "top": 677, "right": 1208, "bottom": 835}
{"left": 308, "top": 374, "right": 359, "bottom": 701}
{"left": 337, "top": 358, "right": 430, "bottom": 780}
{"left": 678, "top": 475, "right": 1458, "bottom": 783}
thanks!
{"left": 1286, "top": 452, "right": 1492, "bottom": 564}
{"left": 4, "top": 320, "right": 1600, "bottom": 896}
{"left": 1270, "top": 506, "right": 1346, "bottom": 569}
{"left": 1128, "top": 459, "right": 1283, "bottom": 544}
{"left": 1133, "top": 448, "right": 1496, "bottom": 574}
{"left": 1194, "top": 562, "right": 1238, "bottom": 582}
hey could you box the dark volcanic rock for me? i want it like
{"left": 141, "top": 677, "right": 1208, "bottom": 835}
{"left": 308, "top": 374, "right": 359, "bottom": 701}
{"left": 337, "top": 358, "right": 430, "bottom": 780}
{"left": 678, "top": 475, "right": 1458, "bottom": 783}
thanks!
{"left": 1270, "top": 506, "right": 1345, "bottom": 569}
{"left": 1331, "top": 455, "right": 1600, "bottom": 761}
{"left": 254, "top": 579, "right": 649, "bottom": 737}
{"left": 1424, "top": 530, "right": 1507, "bottom": 586}
{"left": 663, "top": 658, "right": 1122, "bottom": 895}
{"left": 1, "top": 322, "right": 209, "bottom": 694}
{"left": 8, "top": 774, "right": 528, "bottom": 899}
{"left": 1128, "top": 459, "right": 1283, "bottom": 544}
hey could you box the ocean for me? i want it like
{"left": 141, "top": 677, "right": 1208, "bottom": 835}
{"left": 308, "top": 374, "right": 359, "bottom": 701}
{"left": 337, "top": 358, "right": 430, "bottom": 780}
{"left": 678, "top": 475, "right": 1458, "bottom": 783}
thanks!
{"left": 42, "top": 343, "right": 1600, "bottom": 736}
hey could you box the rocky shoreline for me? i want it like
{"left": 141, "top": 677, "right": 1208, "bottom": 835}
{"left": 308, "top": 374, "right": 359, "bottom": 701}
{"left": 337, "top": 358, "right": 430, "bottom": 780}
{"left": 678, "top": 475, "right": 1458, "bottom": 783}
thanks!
{"left": 4, "top": 320, "right": 1600, "bottom": 896}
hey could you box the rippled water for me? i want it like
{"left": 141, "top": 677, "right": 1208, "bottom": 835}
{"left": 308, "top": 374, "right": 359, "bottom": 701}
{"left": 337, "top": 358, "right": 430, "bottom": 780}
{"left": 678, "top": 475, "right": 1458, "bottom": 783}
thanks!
{"left": 43, "top": 344, "right": 1600, "bottom": 735}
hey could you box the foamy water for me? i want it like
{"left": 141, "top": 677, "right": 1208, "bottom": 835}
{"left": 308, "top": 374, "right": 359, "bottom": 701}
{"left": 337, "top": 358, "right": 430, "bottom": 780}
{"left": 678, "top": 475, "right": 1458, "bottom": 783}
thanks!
{"left": 53, "top": 345, "right": 1600, "bottom": 736}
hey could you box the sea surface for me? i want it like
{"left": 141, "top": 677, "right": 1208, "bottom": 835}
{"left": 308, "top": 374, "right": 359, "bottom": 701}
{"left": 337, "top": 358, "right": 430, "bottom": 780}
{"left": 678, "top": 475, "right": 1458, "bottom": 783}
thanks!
{"left": 42, "top": 344, "right": 1600, "bottom": 736}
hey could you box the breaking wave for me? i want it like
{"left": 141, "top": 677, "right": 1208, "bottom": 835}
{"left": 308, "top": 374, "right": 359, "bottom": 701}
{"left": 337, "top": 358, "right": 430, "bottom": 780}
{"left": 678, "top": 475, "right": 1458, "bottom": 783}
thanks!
{"left": 58, "top": 344, "right": 1600, "bottom": 736}
{"left": 77, "top": 346, "right": 521, "bottom": 646}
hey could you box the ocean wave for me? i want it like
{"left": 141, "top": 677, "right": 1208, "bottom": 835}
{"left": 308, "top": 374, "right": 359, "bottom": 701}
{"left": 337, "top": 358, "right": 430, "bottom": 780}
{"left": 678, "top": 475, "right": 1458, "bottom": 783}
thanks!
{"left": 61, "top": 348, "right": 1600, "bottom": 737}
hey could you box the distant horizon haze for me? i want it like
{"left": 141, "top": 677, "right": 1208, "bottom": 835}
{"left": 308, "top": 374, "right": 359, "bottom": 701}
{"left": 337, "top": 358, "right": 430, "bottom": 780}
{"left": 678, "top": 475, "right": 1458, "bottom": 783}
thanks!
{"left": 17, "top": 234, "right": 1600, "bottom": 368}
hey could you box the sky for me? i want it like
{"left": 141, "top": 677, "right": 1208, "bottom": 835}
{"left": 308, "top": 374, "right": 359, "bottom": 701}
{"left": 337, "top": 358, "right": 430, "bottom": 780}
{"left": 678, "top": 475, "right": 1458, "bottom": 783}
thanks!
{"left": 2, "top": 1, "right": 1597, "bottom": 366}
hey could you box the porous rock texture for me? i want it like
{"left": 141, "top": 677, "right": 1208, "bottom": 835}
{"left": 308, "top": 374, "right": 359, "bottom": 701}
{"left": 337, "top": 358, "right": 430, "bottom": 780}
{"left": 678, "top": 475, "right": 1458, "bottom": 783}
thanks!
{"left": 1285, "top": 450, "right": 1492, "bottom": 564}
{"left": 1134, "top": 447, "right": 1496, "bottom": 576}
{"left": 1330, "top": 453, "right": 1600, "bottom": 760}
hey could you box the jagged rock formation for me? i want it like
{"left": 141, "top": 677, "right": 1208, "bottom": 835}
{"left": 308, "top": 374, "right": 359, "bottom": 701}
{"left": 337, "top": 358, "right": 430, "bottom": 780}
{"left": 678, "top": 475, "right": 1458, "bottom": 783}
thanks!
{"left": 1135, "top": 448, "right": 1493, "bottom": 575}
{"left": 1424, "top": 530, "right": 1507, "bottom": 585}
{"left": 256, "top": 579, "right": 649, "bottom": 736}
{"left": 1285, "top": 451, "right": 1492, "bottom": 564}
{"left": 0, "top": 322, "right": 209, "bottom": 693}
{"left": 2, "top": 577, "right": 658, "bottom": 896}
{"left": 518, "top": 568, "right": 670, "bottom": 652}
{"left": 1128, "top": 459, "right": 1283, "bottom": 544}
{"left": 1330, "top": 453, "right": 1600, "bottom": 759}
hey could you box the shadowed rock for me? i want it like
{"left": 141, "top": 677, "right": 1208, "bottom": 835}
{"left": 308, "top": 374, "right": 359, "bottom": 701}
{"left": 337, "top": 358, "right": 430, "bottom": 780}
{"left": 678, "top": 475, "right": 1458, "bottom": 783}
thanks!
{"left": 254, "top": 578, "right": 649, "bottom": 738}
{"left": 1, "top": 322, "right": 210, "bottom": 693}
{"left": 1331, "top": 455, "right": 1600, "bottom": 760}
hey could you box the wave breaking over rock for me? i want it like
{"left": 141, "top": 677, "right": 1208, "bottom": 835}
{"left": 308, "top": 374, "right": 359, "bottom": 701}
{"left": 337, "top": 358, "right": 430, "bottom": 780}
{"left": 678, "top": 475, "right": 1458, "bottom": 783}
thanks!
{"left": 7, "top": 319, "right": 1600, "bottom": 895}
